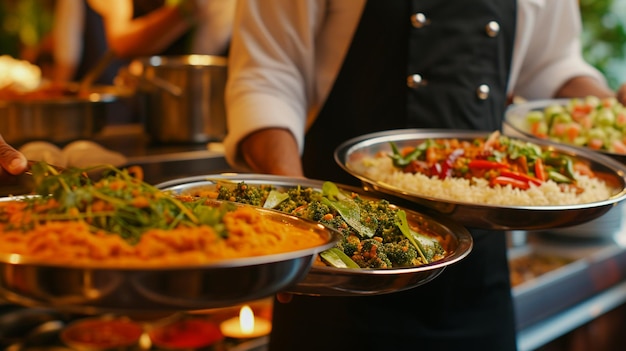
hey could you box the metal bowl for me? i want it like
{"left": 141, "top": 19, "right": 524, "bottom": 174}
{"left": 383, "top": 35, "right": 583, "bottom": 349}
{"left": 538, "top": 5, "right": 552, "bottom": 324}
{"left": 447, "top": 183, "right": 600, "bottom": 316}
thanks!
{"left": 504, "top": 98, "right": 626, "bottom": 164}
{"left": 0, "top": 199, "right": 339, "bottom": 316}
{"left": 130, "top": 55, "right": 227, "bottom": 143}
{"left": 0, "top": 84, "right": 134, "bottom": 146}
{"left": 334, "top": 129, "right": 626, "bottom": 231}
{"left": 157, "top": 174, "right": 473, "bottom": 296}
{"left": 0, "top": 84, "right": 132, "bottom": 146}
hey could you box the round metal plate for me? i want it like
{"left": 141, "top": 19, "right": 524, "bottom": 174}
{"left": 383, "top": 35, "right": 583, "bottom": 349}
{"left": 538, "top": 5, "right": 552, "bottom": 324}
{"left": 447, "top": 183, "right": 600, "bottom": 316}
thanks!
{"left": 334, "top": 129, "right": 626, "bottom": 230}
{"left": 157, "top": 174, "right": 473, "bottom": 297}
{"left": 0, "top": 199, "right": 339, "bottom": 316}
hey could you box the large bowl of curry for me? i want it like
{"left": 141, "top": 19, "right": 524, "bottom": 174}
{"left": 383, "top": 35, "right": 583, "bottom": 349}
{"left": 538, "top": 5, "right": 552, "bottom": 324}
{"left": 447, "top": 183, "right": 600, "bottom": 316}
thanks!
{"left": 0, "top": 163, "right": 339, "bottom": 315}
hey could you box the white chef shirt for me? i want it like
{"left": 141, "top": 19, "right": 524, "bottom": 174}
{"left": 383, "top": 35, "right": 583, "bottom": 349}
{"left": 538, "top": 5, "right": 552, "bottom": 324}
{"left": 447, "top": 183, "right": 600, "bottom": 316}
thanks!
{"left": 224, "top": 0, "right": 606, "bottom": 171}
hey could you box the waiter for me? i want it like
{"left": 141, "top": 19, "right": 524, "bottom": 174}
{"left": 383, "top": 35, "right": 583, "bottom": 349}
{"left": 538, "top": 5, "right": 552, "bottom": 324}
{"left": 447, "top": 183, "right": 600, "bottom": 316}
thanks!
{"left": 228, "top": 1, "right": 618, "bottom": 350}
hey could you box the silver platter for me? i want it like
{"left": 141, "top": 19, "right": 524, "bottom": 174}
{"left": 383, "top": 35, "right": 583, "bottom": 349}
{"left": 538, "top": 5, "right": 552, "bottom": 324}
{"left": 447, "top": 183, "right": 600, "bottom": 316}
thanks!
{"left": 504, "top": 99, "right": 626, "bottom": 164}
{"left": 0, "top": 199, "right": 339, "bottom": 316}
{"left": 157, "top": 174, "right": 473, "bottom": 297}
{"left": 334, "top": 129, "right": 626, "bottom": 230}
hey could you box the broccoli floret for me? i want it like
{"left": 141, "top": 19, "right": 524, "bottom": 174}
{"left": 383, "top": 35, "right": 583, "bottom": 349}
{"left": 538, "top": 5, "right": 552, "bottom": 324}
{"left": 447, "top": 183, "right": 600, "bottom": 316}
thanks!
{"left": 382, "top": 239, "right": 419, "bottom": 266}
{"left": 275, "top": 187, "right": 322, "bottom": 213}
{"left": 336, "top": 234, "right": 360, "bottom": 257}
{"left": 216, "top": 182, "right": 269, "bottom": 206}
{"left": 379, "top": 225, "right": 406, "bottom": 244}
{"left": 357, "top": 198, "right": 405, "bottom": 241}
{"left": 351, "top": 238, "right": 392, "bottom": 268}
{"left": 300, "top": 201, "right": 332, "bottom": 221}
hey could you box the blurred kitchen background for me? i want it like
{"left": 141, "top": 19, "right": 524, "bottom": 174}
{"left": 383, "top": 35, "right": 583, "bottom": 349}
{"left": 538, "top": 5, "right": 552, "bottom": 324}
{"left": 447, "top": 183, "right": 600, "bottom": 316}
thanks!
{"left": 1, "top": 2, "right": 626, "bottom": 351}
{"left": 1, "top": 0, "right": 625, "bottom": 89}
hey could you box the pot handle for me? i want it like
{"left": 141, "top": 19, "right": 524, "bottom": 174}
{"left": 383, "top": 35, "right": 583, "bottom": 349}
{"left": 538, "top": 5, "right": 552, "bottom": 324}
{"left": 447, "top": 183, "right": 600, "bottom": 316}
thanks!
{"left": 141, "top": 75, "right": 183, "bottom": 97}
{"left": 115, "top": 68, "right": 183, "bottom": 97}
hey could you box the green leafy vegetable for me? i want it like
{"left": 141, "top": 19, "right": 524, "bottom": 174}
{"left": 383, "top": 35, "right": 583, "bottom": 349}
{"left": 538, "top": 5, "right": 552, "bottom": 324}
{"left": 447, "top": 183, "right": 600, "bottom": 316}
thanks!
{"left": 395, "top": 210, "right": 427, "bottom": 262}
{"left": 263, "top": 190, "right": 289, "bottom": 209}
{"left": 320, "top": 248, "right": 360, "bottom": 268}
{"left": 321, "top": 181, "right": 375, "bottom": 238}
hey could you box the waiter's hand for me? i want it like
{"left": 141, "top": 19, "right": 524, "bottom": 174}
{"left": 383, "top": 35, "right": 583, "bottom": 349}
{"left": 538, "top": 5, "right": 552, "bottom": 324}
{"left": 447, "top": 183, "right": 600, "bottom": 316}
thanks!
{"left": 0, "top": 134, "right": 27, "bottom": 177}
{"left": 241, "top": 128, "right": 304, "bottom": 177}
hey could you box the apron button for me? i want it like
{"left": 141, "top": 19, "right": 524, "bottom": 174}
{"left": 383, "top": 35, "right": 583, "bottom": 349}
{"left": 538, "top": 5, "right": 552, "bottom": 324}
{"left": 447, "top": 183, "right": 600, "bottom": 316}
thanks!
{"left": 477, "top": 84, "right": 490, "bottom": 100}
{"left": 407, "top": 74, "right": 426, "bottom": 89}
{"left": 411, "top": 13, "right": 430, "bottom": 28}
{"left": 485, "top": 21, "right": 500, "bottom": 37}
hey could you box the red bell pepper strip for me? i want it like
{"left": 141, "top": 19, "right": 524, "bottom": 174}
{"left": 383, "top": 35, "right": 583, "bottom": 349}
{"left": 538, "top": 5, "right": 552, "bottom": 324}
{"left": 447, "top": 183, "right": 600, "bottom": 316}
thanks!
{"left": 468, "top": 159, "right": 509, "bottom": 170}
{"left": 490, "top": 176, "right": 531, "bottom": 190}
{"left": 534, "top": 159, "right": 547, "bottom": 181}
{"left": 436, "top": 148, "right": 465, "bottom": 179}
{"left": 499, "top": 169, "right": 543, "bottom": 186}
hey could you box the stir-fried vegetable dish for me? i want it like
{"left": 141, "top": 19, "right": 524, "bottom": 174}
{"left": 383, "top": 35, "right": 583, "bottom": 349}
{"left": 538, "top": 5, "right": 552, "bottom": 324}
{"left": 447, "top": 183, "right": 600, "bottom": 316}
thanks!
{"left": 389, "top": 130, "right": 597, "bottom": 193}
{"left": 523, "top": 96, "right": 626, "bottom": 154}
{"left": 197, "top": 181, "right": 448, "bottom": 269}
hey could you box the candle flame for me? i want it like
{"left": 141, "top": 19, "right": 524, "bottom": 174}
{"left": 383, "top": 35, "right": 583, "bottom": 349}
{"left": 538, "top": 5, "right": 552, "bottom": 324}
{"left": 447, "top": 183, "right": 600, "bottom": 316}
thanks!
{"left": 239, "top": 305, "right": 255, "bottom": 334}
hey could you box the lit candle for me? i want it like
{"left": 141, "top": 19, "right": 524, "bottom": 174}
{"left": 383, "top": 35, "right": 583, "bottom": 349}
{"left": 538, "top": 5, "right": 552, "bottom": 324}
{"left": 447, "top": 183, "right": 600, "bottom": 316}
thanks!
{"left": 219, "top": 305, "right": 272, "bottom": 339}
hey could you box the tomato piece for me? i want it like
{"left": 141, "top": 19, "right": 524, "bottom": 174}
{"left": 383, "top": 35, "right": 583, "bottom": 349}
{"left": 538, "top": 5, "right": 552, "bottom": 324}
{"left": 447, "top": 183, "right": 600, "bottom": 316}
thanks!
{"left": 589, "top": 138, "right": 604, "bottom": 150}
{"left": 566, "top": 123, "right": 581, "bottom": 143}
{"left": 572, "top": 103, "right": 593, "bottom": 115}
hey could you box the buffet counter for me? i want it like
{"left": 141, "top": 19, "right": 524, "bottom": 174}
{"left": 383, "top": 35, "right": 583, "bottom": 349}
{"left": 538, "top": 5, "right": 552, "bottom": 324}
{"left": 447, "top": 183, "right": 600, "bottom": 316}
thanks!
{"left": 510, "top": 209, "right": 626, "bottom": 351}
{"left": 2, "top": 124, "right": 626, "bottom": 350}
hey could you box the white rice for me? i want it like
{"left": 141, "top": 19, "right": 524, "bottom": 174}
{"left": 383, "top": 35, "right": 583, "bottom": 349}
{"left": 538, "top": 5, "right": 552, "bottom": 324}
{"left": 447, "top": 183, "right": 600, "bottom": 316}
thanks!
{"left": 355, "top": 156, "right": 614, "bottom": 206}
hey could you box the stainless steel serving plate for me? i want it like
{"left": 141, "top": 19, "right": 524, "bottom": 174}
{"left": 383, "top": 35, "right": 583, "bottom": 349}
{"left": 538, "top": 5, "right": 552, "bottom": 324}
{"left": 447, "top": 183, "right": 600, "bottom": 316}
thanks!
{"left": 157, "top": 174, "right": 473, "bottom": 296}
{"left": 334, "top": 129, "right": 626, "bottom": 230}
{"left": 504, "top": 99, "right": 626, "bottom": 164}
{"left": 0, "top": 199, "right": 339, "bottom": 316}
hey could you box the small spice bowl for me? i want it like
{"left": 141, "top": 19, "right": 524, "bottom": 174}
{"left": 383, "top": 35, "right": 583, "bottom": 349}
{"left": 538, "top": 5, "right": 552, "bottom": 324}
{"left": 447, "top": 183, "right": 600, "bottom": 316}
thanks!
{"left": 60, "top": 316, "right": 144, "bottom": 351}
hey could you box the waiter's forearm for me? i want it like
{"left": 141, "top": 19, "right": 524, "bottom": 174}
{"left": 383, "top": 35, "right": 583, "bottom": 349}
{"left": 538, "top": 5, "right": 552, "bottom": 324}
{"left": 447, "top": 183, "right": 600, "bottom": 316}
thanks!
{"left": 554, "top": 76, "right": 615, "bottom": 100}
{"left": 240, "top": 128, "right": 304, "bottom": 177}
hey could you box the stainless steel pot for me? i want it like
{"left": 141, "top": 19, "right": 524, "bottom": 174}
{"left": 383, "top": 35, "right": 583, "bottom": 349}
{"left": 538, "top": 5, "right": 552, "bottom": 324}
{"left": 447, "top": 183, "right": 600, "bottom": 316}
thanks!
{"left": 0, "top": 85, "right": 133, "bottom": 146}
{"left": 132, "top": 55, "right": 227, "bottom": 144}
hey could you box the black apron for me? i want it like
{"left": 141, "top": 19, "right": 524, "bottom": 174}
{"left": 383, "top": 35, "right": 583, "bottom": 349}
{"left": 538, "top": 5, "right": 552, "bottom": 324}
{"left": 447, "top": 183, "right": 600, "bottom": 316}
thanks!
{"left": 271, "top": 1, "right": 518, "bottom": 351}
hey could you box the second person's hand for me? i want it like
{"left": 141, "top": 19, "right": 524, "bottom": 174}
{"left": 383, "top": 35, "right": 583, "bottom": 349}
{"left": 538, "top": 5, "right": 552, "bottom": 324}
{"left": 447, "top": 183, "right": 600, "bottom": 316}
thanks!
{"left": 0, "top": 134, "right": 28, "bottom": 176}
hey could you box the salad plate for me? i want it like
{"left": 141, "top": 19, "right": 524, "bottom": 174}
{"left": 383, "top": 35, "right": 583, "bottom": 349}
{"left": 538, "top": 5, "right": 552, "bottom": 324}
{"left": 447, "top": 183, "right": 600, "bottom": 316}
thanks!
{"left": 504, "top": 98, "right": 626, "bottom": 164}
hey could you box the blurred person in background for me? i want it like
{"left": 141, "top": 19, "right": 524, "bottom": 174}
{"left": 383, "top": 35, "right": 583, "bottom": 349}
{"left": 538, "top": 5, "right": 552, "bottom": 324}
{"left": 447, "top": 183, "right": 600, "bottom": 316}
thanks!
{"left": 51, "top": 0, "right": 126, "bottom": 85}
{"left": 87, "top": 0, "right": 235, "bottom": 58}
{"left": 224, "top": 1, "right": 626, "bottom": 350}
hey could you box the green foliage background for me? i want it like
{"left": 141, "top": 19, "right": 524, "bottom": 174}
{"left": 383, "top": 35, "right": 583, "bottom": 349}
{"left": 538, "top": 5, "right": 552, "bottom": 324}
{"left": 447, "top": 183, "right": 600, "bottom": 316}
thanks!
{"left": 0, "top": 0, "right": 54, "bottom": 58}
{"left": 580, "top": 0, "right": 626, "bottom": 89}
